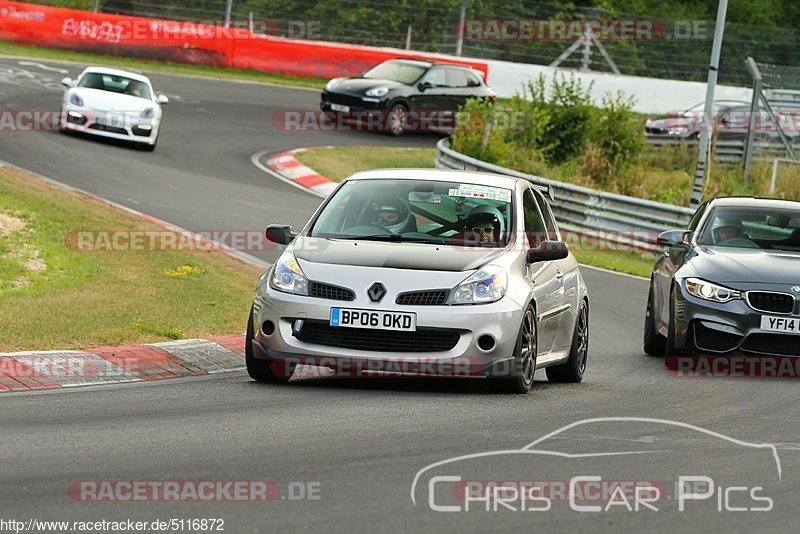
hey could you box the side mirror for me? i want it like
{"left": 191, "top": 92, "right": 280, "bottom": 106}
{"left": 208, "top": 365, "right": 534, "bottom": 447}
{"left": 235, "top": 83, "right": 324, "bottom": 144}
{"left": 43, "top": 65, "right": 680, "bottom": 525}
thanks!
{"left": 157, "top": 94, "right": 170, "bottom": 105}
{"left": 266, "top": 224, "right": 297, "bottom": 245}
{"left": 527, "top": 241, "right": 569, "bottom": 264}
{"left": 657, "top": 230, "right": 691, "bottom": 249}
{"left": 418, "top": 81, "right": 432, "bottom": 92}
{"left": 61, "top": 77, "right": 73, "bottom": 87}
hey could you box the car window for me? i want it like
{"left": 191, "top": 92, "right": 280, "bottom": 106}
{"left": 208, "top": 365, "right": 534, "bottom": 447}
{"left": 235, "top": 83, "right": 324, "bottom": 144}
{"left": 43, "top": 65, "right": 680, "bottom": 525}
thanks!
{"left": 363, "top": 60, "right": 427, "bottom": 84}
{"left": 697, "top": 205, "right": 800, "bottom": 250}
{"left": 77, "top": 73, "right": 152, "bottom": 100}
{"left": 532, "top": 190, "right": 559, "bottom": 240}
{"left": 523, "top": 190, "right": 548, "bottom": 247}
{"left": 445, "top": 69, "right": 470, "bottom": 88}
{"left": 688, "top": 202, "right": 708, "bottom": 232}
{"left": 311, "top": 179, "right": 514, "bottom": 247}
{"left": 465, "top": 71, "right": 483, "bottom": 87}
{"left": 421, "top": 68, "right": 447, "bottom": 88}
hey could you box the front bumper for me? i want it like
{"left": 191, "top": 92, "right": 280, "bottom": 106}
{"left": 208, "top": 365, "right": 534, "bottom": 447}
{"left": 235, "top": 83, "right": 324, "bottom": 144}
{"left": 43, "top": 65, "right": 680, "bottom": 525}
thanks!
{"left": 319, "top": 89, "right": 385, "bottom": 113}
{"left": 61, "top": 106, "right": 159, "bottom": 145}
{"left": 673, "top": 283, "right": 800, "bottom": 356}
{"left": 251, "top": 285, "right": 525, "bottom": 377}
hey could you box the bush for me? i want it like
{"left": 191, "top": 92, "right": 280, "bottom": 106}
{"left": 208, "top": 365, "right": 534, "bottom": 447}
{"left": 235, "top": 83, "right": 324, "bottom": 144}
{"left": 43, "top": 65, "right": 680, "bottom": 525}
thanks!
{"left": 452, "top": 74, "right": 643, "bottom": 187}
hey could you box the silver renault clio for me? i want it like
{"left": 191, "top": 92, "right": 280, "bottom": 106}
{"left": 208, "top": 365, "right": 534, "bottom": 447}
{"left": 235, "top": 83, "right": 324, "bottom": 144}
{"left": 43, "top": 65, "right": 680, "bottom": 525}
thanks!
{"left": 247, "top": 169, "right": 589, "bottom": 393}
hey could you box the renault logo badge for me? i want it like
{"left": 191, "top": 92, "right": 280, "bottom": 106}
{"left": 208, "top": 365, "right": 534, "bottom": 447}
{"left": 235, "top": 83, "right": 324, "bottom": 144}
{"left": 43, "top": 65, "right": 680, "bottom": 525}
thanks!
{"left": 368, "top": 283, "right": 386, "bottom": 302}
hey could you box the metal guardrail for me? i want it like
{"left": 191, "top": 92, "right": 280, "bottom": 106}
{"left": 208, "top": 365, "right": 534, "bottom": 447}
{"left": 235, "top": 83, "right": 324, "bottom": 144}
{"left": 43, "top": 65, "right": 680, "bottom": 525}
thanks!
{"left": 645, "top": 135, "right": 800, "bottom": 164}
{"left": 436, "top": 138, "right": 695, "bottom": 252}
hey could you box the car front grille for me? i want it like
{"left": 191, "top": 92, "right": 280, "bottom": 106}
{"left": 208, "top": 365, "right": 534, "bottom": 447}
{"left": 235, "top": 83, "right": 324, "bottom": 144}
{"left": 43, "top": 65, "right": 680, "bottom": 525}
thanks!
{"left": 692, "top": 322, "right": 741, "bottom": 353}
{"left": 322, "top": 91, "right": 368, "bottom": 109}
{"left": 295, "top": 320, "right": 461, "bottom": 353}
{"left": 88, "top": 123, "right": 128, "bottom": 135}
{"left": 746, "top": 292, "right": 795, "bottom": 314}
{"left": 742, "top": 334, "right": 800, "bottom": 357}
{"left": 309, "top": 282, "right": 355, "bottom": 302}
{"left": 396, "top": 290, "right": 449, "bottom": 306}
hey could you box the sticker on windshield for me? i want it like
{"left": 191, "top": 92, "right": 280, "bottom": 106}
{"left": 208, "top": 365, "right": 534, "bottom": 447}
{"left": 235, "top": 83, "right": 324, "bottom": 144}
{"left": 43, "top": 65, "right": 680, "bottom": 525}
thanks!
{"left": 448, "top": 185, "right": 511, "bottom": 203}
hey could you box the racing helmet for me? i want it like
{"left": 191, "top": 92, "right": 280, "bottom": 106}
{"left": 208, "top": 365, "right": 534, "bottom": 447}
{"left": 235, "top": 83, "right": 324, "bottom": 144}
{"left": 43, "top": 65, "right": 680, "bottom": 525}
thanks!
{"left": 370, "top": 194, "right": 411, "bottom": 233}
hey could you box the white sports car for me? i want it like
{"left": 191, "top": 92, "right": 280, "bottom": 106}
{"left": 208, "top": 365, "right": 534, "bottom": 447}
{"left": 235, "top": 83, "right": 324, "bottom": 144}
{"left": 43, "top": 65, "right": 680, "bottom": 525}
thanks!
{"left": 60, "top": 67, "right": 169, "bottom": 151}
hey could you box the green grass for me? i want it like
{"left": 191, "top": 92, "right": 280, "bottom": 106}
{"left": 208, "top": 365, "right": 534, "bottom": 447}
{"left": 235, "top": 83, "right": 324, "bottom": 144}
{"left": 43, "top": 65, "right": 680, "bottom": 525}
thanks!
{"left": 293, "top": 146, "right": 656, "bottom": 277}
{"left": 0, "top": 41, "right": 327, "bottom": 90}
{"left": 570, "top": 249, "right": 654, "bottom": 278}
{"left": 295, "top": 146, "right": 439, "bottom": 182}
{"left": 0, "top": 167, "right": 263, "bottom": 352}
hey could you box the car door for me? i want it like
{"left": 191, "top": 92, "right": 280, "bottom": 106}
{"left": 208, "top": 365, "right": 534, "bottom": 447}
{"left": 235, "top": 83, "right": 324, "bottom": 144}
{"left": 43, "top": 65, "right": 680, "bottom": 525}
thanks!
{"left": 408, "top": 67, "right": 449, "bottom": 114}
{"left": 533, "top": 190, "right": 577, "bottom": 351}
{"left": 523, "top": 188, "right": 565, "bottom": 357}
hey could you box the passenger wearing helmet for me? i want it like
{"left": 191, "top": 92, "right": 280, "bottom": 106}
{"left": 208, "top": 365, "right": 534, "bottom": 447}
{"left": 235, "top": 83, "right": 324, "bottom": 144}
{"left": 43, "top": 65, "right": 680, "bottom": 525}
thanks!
{"left": 465, "top": 205, "right": 505, "bottom": 245}
{"left": 370, "top": 194, "right": 414, "bottom": 234}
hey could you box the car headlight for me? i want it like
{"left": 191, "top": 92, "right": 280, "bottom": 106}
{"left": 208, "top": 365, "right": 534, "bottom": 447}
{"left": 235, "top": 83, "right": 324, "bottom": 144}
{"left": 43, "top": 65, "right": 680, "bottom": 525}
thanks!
{"left": 685, "top": 277, "right": 741, "bottom": 303}
{"left": 365, "top": 87, "right": 389, "bottom": 98}
{"left": 325, "top": 77, "right": 343, "bottom": 91}
{"left": 269, "top": 251, "right": 308, "bottom": 296}
{"left": 141, "top": 107, "right": 156, "bottom": 119}
{"left": 667, "top": 127, "right": 688, "bottom": 135}
{"left": 447, "top": 265, "right": 507, "bottom": 305}
{"left": 69, "top": 93, "right": 83, "bottom": 106}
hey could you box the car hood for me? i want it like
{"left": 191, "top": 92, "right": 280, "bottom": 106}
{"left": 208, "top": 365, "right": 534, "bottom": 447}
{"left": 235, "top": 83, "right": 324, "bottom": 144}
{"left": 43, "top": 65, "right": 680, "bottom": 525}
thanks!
{"left": 329, "top": 78, "right": 405, "bottom": 94}
{"left": 292, "top": 236, "right": 506, "bottom": 272}
{"left": 691, "top": 246, "right": 800, "bottom": 285}
{"left": 70, "top": 88, "right": 154, "bottom": 112}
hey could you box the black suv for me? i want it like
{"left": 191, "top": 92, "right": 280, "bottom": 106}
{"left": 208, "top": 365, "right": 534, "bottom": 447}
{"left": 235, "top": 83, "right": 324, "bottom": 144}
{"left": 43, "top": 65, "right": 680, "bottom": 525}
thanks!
{"left": 320, "top": 59, "right": 495, "bottom": 135}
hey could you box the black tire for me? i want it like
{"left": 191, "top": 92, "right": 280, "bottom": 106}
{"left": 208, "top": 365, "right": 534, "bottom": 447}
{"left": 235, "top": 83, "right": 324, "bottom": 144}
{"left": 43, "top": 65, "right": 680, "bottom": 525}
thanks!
{"left": 493, "top": 305, "right": 537, "bottom": 394}
{"left": 664, "top": 288, "right": 682, "bottom": 370}
{"left": 387, "top": 104, "right": 407, "bottom": 136}
{"left": 643, "top": 282, "right": 666, "bottom": 356}
{"left": 245, "top": 306, "right": 292, "bottom": 383}
{"left": 546, "top": 300, "right": 589, "bottom": 383}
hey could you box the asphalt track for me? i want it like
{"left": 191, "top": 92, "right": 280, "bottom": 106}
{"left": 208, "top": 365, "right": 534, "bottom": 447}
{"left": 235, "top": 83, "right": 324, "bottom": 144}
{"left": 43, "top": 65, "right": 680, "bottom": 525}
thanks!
{"left": 2, "top": 57, "right": 800, "bottom": 533}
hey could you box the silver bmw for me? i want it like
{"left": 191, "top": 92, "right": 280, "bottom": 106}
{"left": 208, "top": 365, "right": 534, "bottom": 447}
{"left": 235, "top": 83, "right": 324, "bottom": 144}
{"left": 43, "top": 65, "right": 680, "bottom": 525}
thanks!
{"left": 247, "top": 169, "right": 589, "bottom": 393}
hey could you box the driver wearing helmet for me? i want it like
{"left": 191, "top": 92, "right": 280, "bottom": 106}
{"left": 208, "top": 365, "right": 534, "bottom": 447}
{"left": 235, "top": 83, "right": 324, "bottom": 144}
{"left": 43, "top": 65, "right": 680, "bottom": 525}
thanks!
{"left": 713, "top": 219, "right": 745, "bottom": 244}
{"left": 465, "top": 205, "right": 505, "bottom": 245}
{"left": 370, "top": 194, "right": 414, "bottom": 234}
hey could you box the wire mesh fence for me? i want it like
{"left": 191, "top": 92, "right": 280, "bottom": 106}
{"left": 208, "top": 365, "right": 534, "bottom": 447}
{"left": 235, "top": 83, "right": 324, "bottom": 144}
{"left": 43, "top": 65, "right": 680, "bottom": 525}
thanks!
{"left": 23, "top": 0, "right": 800, "bottom": 86}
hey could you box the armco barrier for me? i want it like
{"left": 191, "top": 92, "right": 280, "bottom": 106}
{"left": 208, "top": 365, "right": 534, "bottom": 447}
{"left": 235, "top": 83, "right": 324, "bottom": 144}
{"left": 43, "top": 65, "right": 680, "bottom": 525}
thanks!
{"left": 0, "top": 1, "right": 488, "bottom": 79}
{"left": 436, "top": 138, "right": 694, "bottom": 251}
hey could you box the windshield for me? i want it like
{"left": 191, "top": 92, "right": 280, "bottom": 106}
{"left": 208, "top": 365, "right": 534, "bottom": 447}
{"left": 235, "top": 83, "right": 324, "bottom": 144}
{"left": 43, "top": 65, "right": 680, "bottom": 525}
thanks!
{"left": 363, "top": 61, "right": 427, "bottom": 84}
{"left": 77, "top": 73, "right": 152, "bottom": 100}
{"left": 697, "top": 205, "right": 800, "bottom": 251}
{"left": 310, "top": 179, "right": 514, "bottom": 248}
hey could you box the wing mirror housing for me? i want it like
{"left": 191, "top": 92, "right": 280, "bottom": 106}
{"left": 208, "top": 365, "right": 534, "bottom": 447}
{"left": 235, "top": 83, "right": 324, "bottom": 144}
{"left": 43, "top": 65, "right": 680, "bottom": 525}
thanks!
{"left": 61, "top": 77, "right": 73, "bottom": 87}
{"left": 157, "top": 93, "right": 170, "bottom": 104}
{"left": 418, "top": 81, "right": 432, "bottom": 92}
{"left": 266, "top": 224, "right": 298, "bottom": 245}
{"left": 527, "top": 241, "right": 569, "bottom": 264}
{"left": 657, "top": 230, "right": 691, "bottom": 249}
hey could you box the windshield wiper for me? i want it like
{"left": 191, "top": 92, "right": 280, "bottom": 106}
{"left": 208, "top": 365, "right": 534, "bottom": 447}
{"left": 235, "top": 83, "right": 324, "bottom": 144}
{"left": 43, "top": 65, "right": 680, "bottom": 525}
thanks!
{"left": 332, "top": 235, "right": 448, "bottom": 245}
